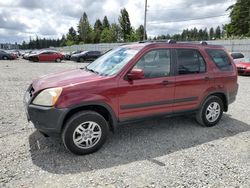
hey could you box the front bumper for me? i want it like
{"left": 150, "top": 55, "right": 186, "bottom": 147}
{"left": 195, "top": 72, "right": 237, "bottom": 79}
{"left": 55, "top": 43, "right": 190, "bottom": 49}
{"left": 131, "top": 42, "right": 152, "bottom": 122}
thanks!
{"left": 24, "top": 88, "right": 68, "bottom": 136}
{"left": 237, "top": 69, "right": 250, "bottom": 75}
{"left": 27, "top": 104, "right": 68, "bottom": 136}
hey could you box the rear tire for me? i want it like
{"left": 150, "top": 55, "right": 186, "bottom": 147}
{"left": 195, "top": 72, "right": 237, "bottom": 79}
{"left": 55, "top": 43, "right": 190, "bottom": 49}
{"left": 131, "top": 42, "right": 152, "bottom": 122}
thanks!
{"left": 196, "top": 96, "right": 224, "bottom": 127}
{"left": 62, "top": 111, "right": 109, "bottom": 155}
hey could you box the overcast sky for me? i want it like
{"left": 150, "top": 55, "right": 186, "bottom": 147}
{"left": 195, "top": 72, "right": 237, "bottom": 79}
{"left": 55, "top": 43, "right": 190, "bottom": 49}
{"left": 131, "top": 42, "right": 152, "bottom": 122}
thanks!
{"left": 0, "top": 0, "right": 236, "bottom": 43}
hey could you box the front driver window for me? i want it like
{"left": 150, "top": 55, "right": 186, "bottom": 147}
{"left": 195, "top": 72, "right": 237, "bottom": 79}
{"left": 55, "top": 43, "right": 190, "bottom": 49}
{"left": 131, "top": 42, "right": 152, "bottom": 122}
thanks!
{"left": 133, "top": 49, "right": 171, "bottom": 78}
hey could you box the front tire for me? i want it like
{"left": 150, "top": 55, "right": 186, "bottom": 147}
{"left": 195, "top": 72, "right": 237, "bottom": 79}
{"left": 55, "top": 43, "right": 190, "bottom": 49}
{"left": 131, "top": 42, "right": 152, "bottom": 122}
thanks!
{"left": 3, "top": 56, "right": 8, "bottom": 60}
{"left": 196, "top": 96, "right": 224, "bottom": 127}
{"left": 55, "top": 58, "right": 61, "bottom": 62}
{"left": 62, "top": 111, "right": 109, "bottom": 155}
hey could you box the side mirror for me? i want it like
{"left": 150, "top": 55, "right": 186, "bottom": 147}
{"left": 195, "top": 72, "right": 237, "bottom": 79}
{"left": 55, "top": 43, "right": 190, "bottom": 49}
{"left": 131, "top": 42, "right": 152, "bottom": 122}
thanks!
{"left": 231, "top": 52, "right": 244, "bottom": 59}
{"left": 127, "top": 69, "right": 144, "bottom": 80}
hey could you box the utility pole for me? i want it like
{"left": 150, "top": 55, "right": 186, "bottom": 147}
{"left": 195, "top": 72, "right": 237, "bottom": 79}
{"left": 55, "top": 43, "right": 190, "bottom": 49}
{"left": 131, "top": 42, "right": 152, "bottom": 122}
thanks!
{"left": 143, "top": 0, "right": 148, "bottom": 40}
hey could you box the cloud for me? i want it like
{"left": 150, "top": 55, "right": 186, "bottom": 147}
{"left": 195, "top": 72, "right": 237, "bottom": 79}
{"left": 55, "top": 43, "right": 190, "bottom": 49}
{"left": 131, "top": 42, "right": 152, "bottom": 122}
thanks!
{"left": 0, "top": 10, "right": 28, "bottom": 31}
{"left": 0, "top": 0, "right": 236, "bottom": 43}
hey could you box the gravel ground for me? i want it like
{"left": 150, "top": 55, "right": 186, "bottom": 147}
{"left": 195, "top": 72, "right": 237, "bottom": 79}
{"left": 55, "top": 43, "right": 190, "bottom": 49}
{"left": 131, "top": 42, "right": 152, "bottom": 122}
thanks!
{"left": 0, "top": 59, "right": 249, "bottom": 188}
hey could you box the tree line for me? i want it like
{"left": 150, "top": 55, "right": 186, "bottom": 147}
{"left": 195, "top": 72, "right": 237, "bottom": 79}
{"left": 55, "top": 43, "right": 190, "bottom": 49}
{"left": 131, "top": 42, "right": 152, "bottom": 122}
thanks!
{"left": 154, "top": 26, "right": 223, "bottom": 41}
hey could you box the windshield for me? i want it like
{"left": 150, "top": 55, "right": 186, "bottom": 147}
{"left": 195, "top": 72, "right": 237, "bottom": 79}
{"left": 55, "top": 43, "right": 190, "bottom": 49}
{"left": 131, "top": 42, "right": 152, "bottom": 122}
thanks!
{"left": 86, "top": 47, "right": 140, "bottom": 76}
{"left": 80, "top": 51, "right": 88, "bottom": 55}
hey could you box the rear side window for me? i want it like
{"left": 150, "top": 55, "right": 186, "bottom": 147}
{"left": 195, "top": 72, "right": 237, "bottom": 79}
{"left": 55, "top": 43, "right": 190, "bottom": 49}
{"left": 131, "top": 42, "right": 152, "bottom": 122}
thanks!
{"left": 177, "top": 49, "right": 206, "bottom": 75}
{"left": 206, "top": 49, "right": 233, "bottom": 71}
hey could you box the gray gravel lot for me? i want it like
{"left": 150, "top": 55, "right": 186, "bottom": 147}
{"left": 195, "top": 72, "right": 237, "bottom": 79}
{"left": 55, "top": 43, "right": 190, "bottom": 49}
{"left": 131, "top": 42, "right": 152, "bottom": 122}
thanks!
{"left": 0, "top": 59, "right": 250, "bottom": 187}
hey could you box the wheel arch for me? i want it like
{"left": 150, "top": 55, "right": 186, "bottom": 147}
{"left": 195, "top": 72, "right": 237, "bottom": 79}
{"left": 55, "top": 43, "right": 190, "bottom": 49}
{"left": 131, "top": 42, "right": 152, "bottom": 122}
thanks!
{"left": 201, "top": 92, "right": 228, "bottom": 112}
{"left": 61, "top": 102, "right": 118, "bottom": 133}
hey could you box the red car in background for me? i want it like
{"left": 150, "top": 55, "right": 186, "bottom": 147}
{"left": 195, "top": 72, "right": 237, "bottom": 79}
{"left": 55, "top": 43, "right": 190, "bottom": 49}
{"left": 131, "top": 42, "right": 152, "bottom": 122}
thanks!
{"left": 235, "top": 58, "right": 250, "bottom": 75}
{"left": 29, "top": 50, "right": 64, "bottom": 62}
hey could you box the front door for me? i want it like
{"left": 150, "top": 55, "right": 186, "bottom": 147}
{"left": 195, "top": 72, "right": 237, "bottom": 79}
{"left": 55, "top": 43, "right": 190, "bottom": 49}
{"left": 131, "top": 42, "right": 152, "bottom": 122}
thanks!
{"left": 118, "top": 48, "right": 175, "bottom": 121}
{"left": 39, "top": 52, "right": 50, "bottom": 61}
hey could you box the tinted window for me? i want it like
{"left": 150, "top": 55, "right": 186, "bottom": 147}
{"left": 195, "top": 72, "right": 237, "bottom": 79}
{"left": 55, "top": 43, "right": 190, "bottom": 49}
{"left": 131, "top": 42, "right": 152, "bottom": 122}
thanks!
{"left": 177, "top": 49, "right": 206, "bottom": 75}
{"left": 133, "top": 49, "right": 171, "bottom": 78}
{"left": 206, "top": 49, "right": 233, "bottom": 71}
{"left": 42, "top": 51, "right": 56, "bottom": 55}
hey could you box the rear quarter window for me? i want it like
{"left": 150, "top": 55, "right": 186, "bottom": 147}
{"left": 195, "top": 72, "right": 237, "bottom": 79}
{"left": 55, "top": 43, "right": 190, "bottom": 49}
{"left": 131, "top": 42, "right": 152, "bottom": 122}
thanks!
{"left": 206, "top": 49, "right": 233, "bottom": 71}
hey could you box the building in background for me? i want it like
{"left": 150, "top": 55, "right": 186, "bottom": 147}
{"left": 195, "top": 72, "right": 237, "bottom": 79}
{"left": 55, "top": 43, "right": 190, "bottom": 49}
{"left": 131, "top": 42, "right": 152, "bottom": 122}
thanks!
{"left": 0, "top": 43, "right": 19, "bottom": 50}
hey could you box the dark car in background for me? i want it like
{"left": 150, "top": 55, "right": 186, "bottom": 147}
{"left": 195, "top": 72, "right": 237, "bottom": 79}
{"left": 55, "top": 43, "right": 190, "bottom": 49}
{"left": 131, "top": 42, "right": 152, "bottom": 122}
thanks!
{"left": 0, "top": 50, "right": 17, "bottom": 60}
{"left": 29, "top": 50, "right": 64, "bottom": 62}
{"left": 64, "top": 50, "right": 83, "bottom": 60}
{"left": 70, "top": 51, "right": 101, "bottom": 62}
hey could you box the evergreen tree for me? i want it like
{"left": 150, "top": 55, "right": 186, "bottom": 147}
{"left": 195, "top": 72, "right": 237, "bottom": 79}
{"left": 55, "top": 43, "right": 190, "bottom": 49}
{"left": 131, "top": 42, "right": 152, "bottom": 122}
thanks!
{"left": 136, "top": 25, "right": 146, "bottom": 41}
{"left": 60, "top": 35, "right": 67, "bottom": 47}
{"left": 93, "top": 19, "right": 103, "bottom": 43}
{"left": 215, "top": 26, "right": 221, "bottom": 39}
{"left": 100, "top": 28, "right": 113, "bottom": 43}
{"left": 203, "top": 28, "right": 209, "bottom": 40}
{"left": 66, "top": 27, "right": 77, "bottom": 44}
{"left": 225, "top": 0, "right": 250, "bottom": 36}
{"left": 209, "top": 27, "right": 215, "bottom": 40}
{"left": 118, "top": 8, "right": 132, "bottom": 41}
{"left": 102, "top": 16, "right": 110, "bottom": 29}
{"left": 77, "top": 12, "right": 93, "bottom": 43}
{"left": 110, "top": 23, "right": 121, "bottom": 42}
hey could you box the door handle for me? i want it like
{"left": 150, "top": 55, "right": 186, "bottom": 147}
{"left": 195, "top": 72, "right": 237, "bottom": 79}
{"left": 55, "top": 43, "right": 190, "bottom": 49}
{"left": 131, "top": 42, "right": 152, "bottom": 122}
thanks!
{"left": 204, "top": 77, "right": 211, "bottom": 81}
{"left": 161, "top": 80, "right": 170, "bottom": 85}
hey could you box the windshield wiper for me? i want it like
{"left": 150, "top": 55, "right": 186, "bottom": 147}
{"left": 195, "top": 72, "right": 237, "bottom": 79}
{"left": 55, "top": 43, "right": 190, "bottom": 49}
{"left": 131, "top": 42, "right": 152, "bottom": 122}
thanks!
{"left": 84, "top": 66, "right": 99, "bottom": 74}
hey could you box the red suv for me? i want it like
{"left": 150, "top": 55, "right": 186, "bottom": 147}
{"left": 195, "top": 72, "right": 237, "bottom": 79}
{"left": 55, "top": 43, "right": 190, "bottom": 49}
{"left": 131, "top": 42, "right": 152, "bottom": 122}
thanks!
{"left": 24, "top": 41, "right": 238, "bottom": 155}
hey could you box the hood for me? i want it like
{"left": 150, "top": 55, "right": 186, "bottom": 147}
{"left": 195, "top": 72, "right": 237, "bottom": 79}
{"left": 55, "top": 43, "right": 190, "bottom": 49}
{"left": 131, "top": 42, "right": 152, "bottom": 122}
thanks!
{"left": 32, "top": 68, "right": 103, "bottom": 92}
{"left": 236, "top": 62, "right": 250, "bottom": 67}
{"left": 72, "top": 52, "right": 86, "bottom": 57}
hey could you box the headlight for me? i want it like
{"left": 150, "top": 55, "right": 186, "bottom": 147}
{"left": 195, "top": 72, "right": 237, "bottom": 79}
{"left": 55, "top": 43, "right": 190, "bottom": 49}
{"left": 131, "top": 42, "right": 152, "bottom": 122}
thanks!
{"left": 247, "top": 67, "right": 250, "bottom": 70}
{"left": 32, "top": 87, "right": 62, "bottom": 106}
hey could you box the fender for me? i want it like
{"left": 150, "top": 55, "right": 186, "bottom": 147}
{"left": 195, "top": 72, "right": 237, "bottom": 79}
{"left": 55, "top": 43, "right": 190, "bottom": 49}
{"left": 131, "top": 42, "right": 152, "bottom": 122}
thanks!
{"left": 62, "top": 101, "right": 118, "bottom": 132}
{"left": 199, "top": 89, "right": 228, "bottom": 112}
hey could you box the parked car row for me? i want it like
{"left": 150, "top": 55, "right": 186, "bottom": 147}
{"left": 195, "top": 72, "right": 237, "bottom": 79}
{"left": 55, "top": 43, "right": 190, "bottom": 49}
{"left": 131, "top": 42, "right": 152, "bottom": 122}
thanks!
{"left": 20, "top": 49, "right": 102, "bottom": 63}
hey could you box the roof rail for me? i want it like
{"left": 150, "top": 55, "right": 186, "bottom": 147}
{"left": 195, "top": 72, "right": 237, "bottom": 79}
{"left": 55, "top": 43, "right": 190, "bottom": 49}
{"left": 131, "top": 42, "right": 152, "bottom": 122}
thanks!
{"left": 168, "top": 39, "right": 176, "bottom": 44}
{"left": 138, "top": 40, "right": 208, "bottom": 45}
{"left": 200, "top": 41, "right": 208, "bottom": 45}
{"left": 138, "top": 39, "right": 176, "bottom": 44}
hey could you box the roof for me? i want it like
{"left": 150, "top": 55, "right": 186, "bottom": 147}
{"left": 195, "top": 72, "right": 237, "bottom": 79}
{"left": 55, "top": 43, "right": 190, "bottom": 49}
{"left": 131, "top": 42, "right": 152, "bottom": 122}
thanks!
{"left": 122, "top": 40, "right": 224, "bottom": 50}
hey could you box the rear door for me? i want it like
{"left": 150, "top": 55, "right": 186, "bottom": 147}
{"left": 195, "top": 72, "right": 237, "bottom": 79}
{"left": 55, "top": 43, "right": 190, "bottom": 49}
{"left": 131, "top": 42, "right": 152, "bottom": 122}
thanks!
{"left": 173, "top": 48, "right": 211, "bottom": 112}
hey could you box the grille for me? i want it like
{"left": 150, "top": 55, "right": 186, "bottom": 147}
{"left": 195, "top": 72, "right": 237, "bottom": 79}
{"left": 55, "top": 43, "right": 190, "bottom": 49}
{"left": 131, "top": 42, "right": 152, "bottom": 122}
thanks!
{"left": 29, "top": 86, "right": 35, "bottom": 98}
{"left": 237, "top": 67, "right": 246, "bottom": 70}
{"left": 25, "top": 85, "right": 35, "bottom": 103}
